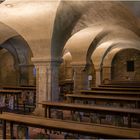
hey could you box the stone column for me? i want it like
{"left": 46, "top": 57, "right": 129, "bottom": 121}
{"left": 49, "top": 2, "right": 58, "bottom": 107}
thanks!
{"left": 102, "top": 66, "right": 111, "bottom": 84}
{"left": 95, "top": 67, "right": 101, "bottom": 87}
{"left": 32, "top": 58, "right": 52, "bottom": 116}
{"left": 73, "top": 64, "right": 88, "bottom": 93}
{"left": 51, "top": 60, "right": 62, "bottom": 101}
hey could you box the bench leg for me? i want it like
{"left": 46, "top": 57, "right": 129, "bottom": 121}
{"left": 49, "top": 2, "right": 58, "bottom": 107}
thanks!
{"left": 45, "top": 107, "right": 51, "bottom": 118}
{"left": 128, "top": 114, "right": 131, "bottom": 128}
{"left": 24, "top": 104, "right": 26, "bottom": 114}
{"left": 2, "top": 120, "right": 6, "bottom": 139}
{"left": 16, "top": 95, "right": 19, "bottom": 110}
{"left": 10, "top": 122, "right": 14, "bottom": 139}
{"left": 13, "top": 96, "right": 16, "bottom": 110}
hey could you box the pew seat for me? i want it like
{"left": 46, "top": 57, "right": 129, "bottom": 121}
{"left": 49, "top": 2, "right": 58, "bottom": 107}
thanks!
{"left": 66, "top": 93, "right": 140, "bottom": 108}
{"left": 40, "top": 101, "right": 140, "bottom": 128}
{"left": 0, "top": 112, "right": 140, "bottom": 139}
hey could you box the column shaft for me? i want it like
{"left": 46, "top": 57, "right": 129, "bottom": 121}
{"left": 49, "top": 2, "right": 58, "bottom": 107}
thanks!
{"left": 73, "top": 65, "right": 88, "bottom": 93}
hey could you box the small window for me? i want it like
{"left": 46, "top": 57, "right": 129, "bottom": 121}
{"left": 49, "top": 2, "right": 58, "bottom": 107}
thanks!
{"left": 127, "top": 61, "right": 134, "bottom": 72}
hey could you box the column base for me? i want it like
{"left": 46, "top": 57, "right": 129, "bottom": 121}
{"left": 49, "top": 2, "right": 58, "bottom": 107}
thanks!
{"left": 32, "top": 105, "right": 44, "bottom": 117}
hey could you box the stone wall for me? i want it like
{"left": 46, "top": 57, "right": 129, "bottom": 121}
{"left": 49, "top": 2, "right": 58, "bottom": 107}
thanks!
{"left": 0, "top": 50, "right": 19, "bottom": 85}
{"left": 111, "top": 49, "right": 140, "bottom": 82}
{"left": 0, "top": 49, "right": 35, "bottom": 86}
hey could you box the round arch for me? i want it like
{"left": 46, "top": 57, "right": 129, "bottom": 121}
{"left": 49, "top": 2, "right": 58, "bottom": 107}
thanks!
{"left": 64, "top": 25, "right": 111, "bottom": 66}
{"left": 102, "top": 46, "right": 140, "bottom": 84}
{"left": 91, "top": 27, "right": 140, "bottom": 70}
{"left": 0, "top": 22, "right": 34, "bottom": 85}
{"left": 103, "top": 46, "right": 140, "bottom": 67}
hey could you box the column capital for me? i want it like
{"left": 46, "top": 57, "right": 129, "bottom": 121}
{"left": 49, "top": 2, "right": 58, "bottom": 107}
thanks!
{"left": 102, "top": 65, "right": 112, "bottom": 68}
{"left": 19, "top": 64, "right": 34, "bottom": 67}
{"left": 94, "top": 65, "right": 101, "bottom": 71}
{"left": 31, "top": 57, "right": 62, "bottom": 67}
{"left": 72, "top": 63, "right": 87, "bottom": 74}
{"left": 95, "top": 68, "right": 101, "bottom": 72}
{"left": 51, "top": 59, "right": 63, "bottom": 67}
{"left": 71, "top": 63, "right": 86, "bottom": 68}
{"left": 31, "top": 57, "right": 51, "bottom": 66}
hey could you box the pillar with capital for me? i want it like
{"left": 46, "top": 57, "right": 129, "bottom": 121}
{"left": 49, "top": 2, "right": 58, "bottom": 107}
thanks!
{"left": 51, "top": 60, "right": 62, "bottom": 101}
{"left": 31, "top": 58, "right": 62, "bottom": 115}
{"left": 72, "top": 64, "right": 88, "bottom": 93}
{"left": 102, "top": 66, "right": 111, "bottom": 84}
{"left": 94, "top": 66, "right": 101, "bottom": 87}
{"left": 31, "top": 58, "right": 52, "bottom": 116}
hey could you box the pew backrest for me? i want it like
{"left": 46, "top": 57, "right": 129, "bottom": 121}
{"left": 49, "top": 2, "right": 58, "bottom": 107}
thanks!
{"left": 0, "top": 112, "right": 140, "bottom": 139}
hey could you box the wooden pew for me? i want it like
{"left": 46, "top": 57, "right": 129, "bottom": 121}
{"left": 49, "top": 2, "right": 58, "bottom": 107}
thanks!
{"left": 99, "top": 84, "right": 140, "bottom": 88}
{"left": 2, "top": 86, "right": 36, "bottom": 110}
{"left": 102, "top": 81, "right": 140, "bottom": 86}
{"left": 91, "top": 87, "right": 140, "bottom": 92}
{"left": 2, "top": 86, "right": 36, "bottom": 91}
{"left": 0, "top": 112, "right": 140, "bottom": 139}
{"left": 80, "top": 90, "right": 140, "bottom": 98}
{"left": 0, "top": 89, "right": 21, "bottom": 94}
{"left": 0, "top": 106, "right": 6, "bottom": 114}
{"left": 65, "top": 94, "right": 140, "bottom": 108}
{"left": 0, "top": 89, "right": 22, "bottom": 110}
{"left": 40, "top": 101, "right": 140, "bottom": 128}
{"left": 80, "top": 90, "right": 140, "bottom": 97}
{"left": 20, "top": 85, "right": 36, "bottom": 87}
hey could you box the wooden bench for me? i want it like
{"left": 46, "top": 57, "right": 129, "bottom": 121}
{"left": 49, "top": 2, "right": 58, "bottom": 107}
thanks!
{"left": 2, "top": 86, "right": 36, "bottom": 91}
{"left": 91, "top": 87, "right": 140, "bottom": 92}
{"left": 0, "top": 90, "right": 21, "bottom": 95}
{"left": 2, "top": 86, "right": 36, "bottom": 107}
{"left": 80, "top": 90, "right": 140, "bottom": 97}
{"left": 40, "top": 101, "right": 140, "bottom": 128}
{"left": 17, "top": 104, "right": 35, "bottom": 113}
{"left": 0, "top": 90, "right": 22, "bottom": 110}
{"left": 0, "top": 89, "right": 36, "bottom": 114}
{"left": 65, "top": 94, "right": 140, "bottom": 108}
{"left": 101, "top": 81, "right": 140, "bottom": 86}
{"left": 99, "top": 84, "right": 140, "bottom": 88}
{"left": 0, "top": 112, "right": 140, "bottom": 139}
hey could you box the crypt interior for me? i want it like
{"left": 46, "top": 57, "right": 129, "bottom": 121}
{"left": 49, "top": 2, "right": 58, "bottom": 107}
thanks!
{"left": 0, "top": 0, "right": 139, "bottom": 139}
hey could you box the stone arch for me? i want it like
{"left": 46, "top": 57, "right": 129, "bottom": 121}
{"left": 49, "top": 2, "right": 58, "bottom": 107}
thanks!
{"left": 0, "top": 22, "right": 18, "bottom": 45}
{"left": 91, "top": 28, "right": 140, "bottom": 70}
{"left": 63, "top": 25, "right": 140, "bottom": 87}
{"left": 90, "top": 26, "right": 140, "bottom": 86}
{"left": 52, "top": 1, "right": 139, "bottom": 62}
{"left": 111, "top": 48, "right": 140, "bottom": 82}
{"left": 102, "top": 45, "right": 140, "bottom": 84}
{"left": 0, "top": 0, "right": 59, "bottom": 60}
{"left": 51, "top": 1, "right": 92, "bottom": 61}
{"left": 64, "top": 26, "right": 108, "bottom": 65}
{"left": 103, "top": 46, "right": 140, "bottom": 67}
{"left": 51, "top": 1, "right": 140, "bottom": 101}
{"left": 0, "top": 22, "right": 32, "bottom": 60}
{"left": 0, "top": 26, "right": 34, "bottom": 85}
{"left": 63, "top": 25, "right": 110, "bottom": 91}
